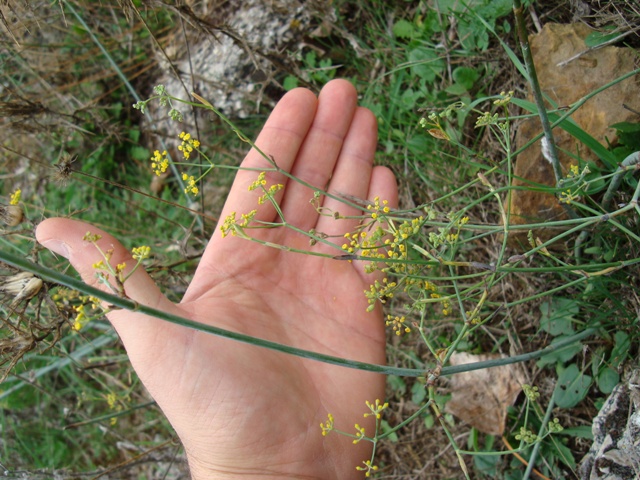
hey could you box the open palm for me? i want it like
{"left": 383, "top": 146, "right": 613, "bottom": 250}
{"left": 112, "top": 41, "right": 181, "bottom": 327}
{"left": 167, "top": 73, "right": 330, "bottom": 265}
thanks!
{"left": 37, "top": 80, "right": 398, "bottom": 478}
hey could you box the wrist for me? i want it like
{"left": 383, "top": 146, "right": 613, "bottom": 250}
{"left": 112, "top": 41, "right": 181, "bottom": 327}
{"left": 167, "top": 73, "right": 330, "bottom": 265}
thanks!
{"left": 187, "top": 456, "right": 327, "bottom": 479}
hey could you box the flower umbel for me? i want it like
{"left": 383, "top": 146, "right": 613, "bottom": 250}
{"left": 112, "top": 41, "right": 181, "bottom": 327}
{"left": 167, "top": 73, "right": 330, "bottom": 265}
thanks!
{"left": 364, "top": 399, "right": 389, "bottom": 419}
{"left": 356, "top": 460, "right": 379, "bottom": 477}
{"left": 150, "top": 150, "right": 169, "bottom": 176}
{"left": 132, "top": 246, "right": 151, "bottom": 261}
{"left": 178, "top": 131, "right": 201, "bottom": 160}
{"left": 320, "top": 413, "right": 334, "bottom": 436}
{"left": 182, "top": 173, "right": 199, "bottom": 196}
{"left": 386, "top": 315, "right": 411, "bottom": 336}
{"left": 352, "top": 424, "right": 366, "bottom": 444}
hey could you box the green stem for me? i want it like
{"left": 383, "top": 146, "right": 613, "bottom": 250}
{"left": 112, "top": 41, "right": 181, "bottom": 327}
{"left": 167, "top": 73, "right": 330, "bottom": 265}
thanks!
{"left": 522, "top": 392, "right": 555, "bottom": 480}
{"left": 512, "top": 0, "right": 562, "bottom": 183}
{"left": 602, "top": 151, "right": 640, "bottom": 211}
{"left": 0, "top": 251, "right": 598, "bottom": 378}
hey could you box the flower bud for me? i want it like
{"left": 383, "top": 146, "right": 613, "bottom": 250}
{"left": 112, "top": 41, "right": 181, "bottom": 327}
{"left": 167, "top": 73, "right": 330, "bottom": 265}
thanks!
{"left": 1, "top": 204, "right": 23, "bottom": 227}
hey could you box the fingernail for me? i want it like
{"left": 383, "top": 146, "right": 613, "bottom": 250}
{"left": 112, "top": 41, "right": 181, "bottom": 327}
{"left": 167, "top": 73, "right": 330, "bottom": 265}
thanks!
{"left": 42, "top": 239, "right": 71, "bottom": 259}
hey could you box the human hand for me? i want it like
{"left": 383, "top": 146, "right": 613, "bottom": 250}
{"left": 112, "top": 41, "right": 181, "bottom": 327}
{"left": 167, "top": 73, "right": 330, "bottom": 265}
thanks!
{"left": 36, "top": 79, "right": 398, "bottom": 478}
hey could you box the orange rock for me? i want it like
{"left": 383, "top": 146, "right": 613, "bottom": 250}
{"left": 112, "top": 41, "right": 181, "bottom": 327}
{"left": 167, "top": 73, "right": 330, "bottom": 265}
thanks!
{"left": 508, "top": 23, "right": 639, "bottom": 247}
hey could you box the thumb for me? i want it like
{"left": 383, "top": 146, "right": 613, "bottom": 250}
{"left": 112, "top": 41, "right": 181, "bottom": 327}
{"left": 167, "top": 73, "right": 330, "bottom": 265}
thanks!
{"left": 35, "top": 218, "right": 184, "bottom": 359}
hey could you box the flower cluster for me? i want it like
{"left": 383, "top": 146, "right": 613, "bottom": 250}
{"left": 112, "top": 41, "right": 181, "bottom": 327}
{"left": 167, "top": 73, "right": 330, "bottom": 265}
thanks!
{"left": 220, "top": 209, "right": 258, "bottom": 238}
{"left": 182, "top": 173, "right": 199, "bottom": 196}
{"left": 320, "top": 413, "right": 334, "bottom": 436}
{"left": 178, "top": 131, "right": 200, "bottom": 160}
{"left": 352, "top": 424, "right": 366, "bottom": 444}
{"left": 132, "top": 245, "right": 151, "bottom": 261}
{"left": 558, "top": 163, "right": 590, "bottom": 205}
{"left": 427, "top": 214, "right": 468, "bottom": 248}
{"left": 523, "top": 384, "right": 540, "bottom": 402}
{"left": 364, "top": 278, "right": 397, "bottom": 312}
{"left": 386, "top": 314, "right": 410, "bottom": 336}
{"left": 493, "top": 90, "right": 514, "bottom": 107}
{"left": 341, "top": 228, "right": 387, "bottom": 263}
{"left": 356, "top": 460, "right": 379, "bottom": 478}
{"left": 559, "top": 189, "right": 579, "bottom": 205}
{"left": 364, "top": 399, "right": 389, "bottom": 419}
{"left": 133, "top": 85, "right": 182, "bottom": 120}
{"left": 418, "top": 101, "right": 465, "bottom": 141}
{"left": 515, "top": 426, "right": 539, "bottom": 444}
{"left": 83, "top": 232, "right": 152, "bottom": 298}
{"left": 548, "top": 417, "right": 564, "bottom": 433}
{"left": 475, "top": 111, "right": 499, "bottom": 127}
{"left": 150, "top": 150, "right": 169, "bottom": 176}
{"left": 72, "top": 295, "right": 102, "bottom": 331}
{"left": 248, "top": 171, "right": 283, "bottom": 205}
{"left": 366, "top": 196, "right": 390, "bottom": 219}
{"left": 9, "top": 189, "right": 21, "bottom": 205}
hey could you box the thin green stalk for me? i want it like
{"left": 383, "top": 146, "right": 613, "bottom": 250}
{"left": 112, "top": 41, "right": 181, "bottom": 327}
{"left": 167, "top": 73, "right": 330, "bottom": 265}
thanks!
{"left": 63, "top": 400, "right": 157, "bottom": 430}
{"left": 512, "top": 0, "right": 562, "bottom": 183}
{"left": 379, "top": 400, "right": 433, "bottom": 440}
{"left": 522, "top": 393, "right": 556, "bottom": 480}
{"left": 0, "top": 250, "right": 597, "bottom": 379}
{"left": 442, "top": 328, "right": 597, "bottom": 375}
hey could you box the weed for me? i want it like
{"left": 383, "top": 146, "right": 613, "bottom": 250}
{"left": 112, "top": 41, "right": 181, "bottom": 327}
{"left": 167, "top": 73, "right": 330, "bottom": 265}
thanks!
{"left": 1, "top": 1, "right": 639, "bottom": 479}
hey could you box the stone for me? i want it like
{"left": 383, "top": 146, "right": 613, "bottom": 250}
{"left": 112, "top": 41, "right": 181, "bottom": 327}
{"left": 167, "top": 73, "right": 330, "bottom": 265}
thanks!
{"left": 508, "top": 23, "right": 640, "bottom": 247}
{"left": 579, "top": 367, "right": 640, "bottom": 479}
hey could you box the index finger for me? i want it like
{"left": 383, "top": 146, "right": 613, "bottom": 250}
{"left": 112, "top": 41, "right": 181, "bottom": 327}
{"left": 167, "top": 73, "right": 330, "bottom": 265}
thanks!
{"left": 217, "top": 87, "right": 318, "bottom": 225}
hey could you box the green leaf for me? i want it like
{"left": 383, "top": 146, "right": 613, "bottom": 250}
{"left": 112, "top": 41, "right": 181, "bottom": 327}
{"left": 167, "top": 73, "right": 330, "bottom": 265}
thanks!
{"left": 393, "top": 19, "right": 416, "bottom": 39}
{"left": 552, "top": 439, "right": 577, "bottom": 469}
{"left": 539, "top": 297, "right": 578, "bottom": 336}
{"left": 554, "top": 364, "right": 592, "bottom": 408}
{"left": 130, "top": 146, "right": 149, "bottom": 161}
{"left": 445, "top": 83, "right": 469, "bottom": 96}
{"left": 474, "top": 453, "right": 500, "bottom": 475}
{"left": 381, "top": 419, "right": 399, "bottom": 442}
{"left": 128, "top": 128, "right": 141, "bottom": 143}
{"left": 387, "top": 375, "right": 407, "bottom": 395}
{"left": 408, "top": 47, "right": 444, "bottom": 83}
{"left": 610, "top": 121, "right": 640, "bottom": 133}
{"left": 559, "top": 425, "right": 593, "bottom": 439}
{"left": 585, "top": 30, "right": 620, "bottom": 48}
{"left": 536, "top": 335, "right": 582, "bottom": 367}
{"left": 411, "top": 381, "right": 427, "bottom": 404}
{"left": 452, "top": 67, "right": 479, "bottom": 90}
{"left": 597, "top": 367, "right": 619, "bottom": 394}
{"left": 283, "top": 76, "right": 298, "bottom": 91}
{"left": 610, "top": 331, "right": 630, "bottom": 367}
{"left": 424, "top": 413, "right": 435, "bottom": 429}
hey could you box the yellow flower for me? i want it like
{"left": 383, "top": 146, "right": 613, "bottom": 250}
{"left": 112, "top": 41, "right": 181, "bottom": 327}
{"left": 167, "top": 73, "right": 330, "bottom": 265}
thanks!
{"left": 364, "top": 399, "right": 389, "bottom": 419}
{"left": 320, "top": 413, "right": 334, "bottom": 436}
{"left": 178, "top": 132, "right": 200, "bottom": 160}
{"left": 132, "top": 246, "right": 151, "bottom": 261}
{"left": 182, "top": 173, "right": 199, "bottom": 196}
{"left": 150, "top": 150, "right": 169, "bottom": 176}
{"left": 352, "top": 424, "right": 366, "bottom": 444}
{"left": 9, "top": 189, "right": 21, "bottom": 205}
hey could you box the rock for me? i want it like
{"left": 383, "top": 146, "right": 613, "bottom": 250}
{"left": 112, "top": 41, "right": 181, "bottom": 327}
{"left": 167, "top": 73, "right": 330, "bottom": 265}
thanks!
{"left": 153, "top": 0, "right": 312, "bottom": 120}
{"left": 508, "top": 23, "right": 640, "bottom": 247}
{"left": 579, "top": 367, "right": 640, "bottom": 480}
